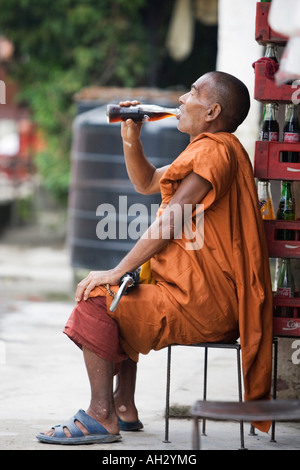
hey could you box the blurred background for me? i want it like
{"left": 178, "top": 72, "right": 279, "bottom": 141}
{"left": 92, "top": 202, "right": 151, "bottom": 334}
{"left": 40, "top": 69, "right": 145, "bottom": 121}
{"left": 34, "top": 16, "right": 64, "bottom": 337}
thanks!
{"left": 0, "top": 0, "right": 261, "bottom": 274}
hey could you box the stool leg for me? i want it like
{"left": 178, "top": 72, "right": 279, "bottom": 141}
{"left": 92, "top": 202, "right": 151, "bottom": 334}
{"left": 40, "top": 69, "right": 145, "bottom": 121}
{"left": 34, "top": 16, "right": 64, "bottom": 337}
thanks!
{"left": 236, "top": 347, "right": 245, "bottom": 450}
{"left": 163, "top": 345, "right": 172, "bottom": 443}
{"left": 192, "top": 418, "right": 201, "bottom": 450}
{"left": 271, "top": 337, "right": 278, "bottom": 443}
{"left": 202, "top": 347, "right": 208, "bottom": 436}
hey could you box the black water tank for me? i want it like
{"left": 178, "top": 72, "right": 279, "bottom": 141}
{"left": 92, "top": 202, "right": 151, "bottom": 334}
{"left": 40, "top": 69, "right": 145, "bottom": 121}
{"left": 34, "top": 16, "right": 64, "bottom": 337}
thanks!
{"left": 68, "top": 105, "right": 189, "bottom": 270}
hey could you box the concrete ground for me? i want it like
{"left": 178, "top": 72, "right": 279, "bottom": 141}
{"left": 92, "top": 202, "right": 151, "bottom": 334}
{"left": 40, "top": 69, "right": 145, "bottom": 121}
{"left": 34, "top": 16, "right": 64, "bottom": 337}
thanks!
{"left": 0, "top": 233, "right": 299, "bottom": 452}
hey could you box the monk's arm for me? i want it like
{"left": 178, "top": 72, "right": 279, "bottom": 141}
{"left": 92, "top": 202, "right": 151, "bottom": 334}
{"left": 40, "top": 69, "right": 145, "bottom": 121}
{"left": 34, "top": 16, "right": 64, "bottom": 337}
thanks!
{"left": 121, "top": 117, "right": 169, "bottom": 195}
{"left": 75, "top": 171, "right": 212, "bottom": 301}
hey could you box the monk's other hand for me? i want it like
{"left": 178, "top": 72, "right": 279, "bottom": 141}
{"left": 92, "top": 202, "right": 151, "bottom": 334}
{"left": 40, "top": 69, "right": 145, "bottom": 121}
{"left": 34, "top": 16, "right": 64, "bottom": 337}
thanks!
{"left": 75, "top": 269, "right": 122, "bottom": 302}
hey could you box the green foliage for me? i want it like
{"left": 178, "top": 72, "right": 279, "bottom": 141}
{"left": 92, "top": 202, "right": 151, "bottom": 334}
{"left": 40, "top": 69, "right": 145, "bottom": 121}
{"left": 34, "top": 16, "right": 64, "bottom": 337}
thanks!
{"left": 0, "top": 0, "right": 148, "bottom": 203}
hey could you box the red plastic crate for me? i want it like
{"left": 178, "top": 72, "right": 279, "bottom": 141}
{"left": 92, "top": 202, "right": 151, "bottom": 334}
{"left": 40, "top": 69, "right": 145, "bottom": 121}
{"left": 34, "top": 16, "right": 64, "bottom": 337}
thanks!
{"left": 264, "top": 220, "right": 300, "bottom": 258}
{"left": 254, "top": 62, "right": 300, "bottom": 103}
{"left": 273, "top": 297, "right": 300, "bottom": 337}
{"left": 273, "top": 317, "right": 300, "bottom": 337}
{"left": 255, "top": 2, "right": 288, "bottom": 45}
{"left": 254, "top": 141, "right": 300, "bottom": 180}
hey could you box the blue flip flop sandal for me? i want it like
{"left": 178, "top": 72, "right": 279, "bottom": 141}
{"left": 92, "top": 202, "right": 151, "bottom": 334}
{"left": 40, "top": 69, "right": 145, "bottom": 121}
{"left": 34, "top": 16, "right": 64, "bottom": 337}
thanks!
{"left": 118, "top": 417, "right": 143, "bottom": 431}
{"left": 36, "top": 409, "right": 121, "bottom": 445}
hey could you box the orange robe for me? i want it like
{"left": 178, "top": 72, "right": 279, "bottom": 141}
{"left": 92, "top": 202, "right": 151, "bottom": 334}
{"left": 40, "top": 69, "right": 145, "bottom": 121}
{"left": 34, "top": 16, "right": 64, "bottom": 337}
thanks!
{"left": 89, "top": 132, "right": 273, "bottom": 431}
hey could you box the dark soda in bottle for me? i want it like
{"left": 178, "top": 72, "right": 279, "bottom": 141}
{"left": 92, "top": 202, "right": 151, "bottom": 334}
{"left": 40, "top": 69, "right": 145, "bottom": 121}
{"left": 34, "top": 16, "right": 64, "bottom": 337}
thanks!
{"left": 107, "top": 104, "right": 180, "bottom": 123}
{"left": 259, "top": 103, "right": 279, "bottom": 141}
{"left": 282, "top": 104, "right": 300, "bottom": 163}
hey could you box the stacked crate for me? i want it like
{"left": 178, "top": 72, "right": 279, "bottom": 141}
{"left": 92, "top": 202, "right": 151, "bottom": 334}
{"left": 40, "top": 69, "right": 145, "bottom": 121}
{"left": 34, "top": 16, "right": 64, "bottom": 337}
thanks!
{"left": 254, "top": 2, "right": 300, "bottom": 337}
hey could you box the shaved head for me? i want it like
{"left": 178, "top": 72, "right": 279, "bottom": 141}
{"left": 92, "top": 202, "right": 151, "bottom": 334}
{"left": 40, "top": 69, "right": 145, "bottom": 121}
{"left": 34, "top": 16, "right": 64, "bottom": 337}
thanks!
{"left": 200, "top": 71, "right": 250, "bottom": 132}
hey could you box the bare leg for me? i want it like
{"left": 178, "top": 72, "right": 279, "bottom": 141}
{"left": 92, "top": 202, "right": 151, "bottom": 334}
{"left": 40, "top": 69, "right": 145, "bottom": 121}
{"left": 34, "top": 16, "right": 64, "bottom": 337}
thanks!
{"left": 43, "top": 347, "right": 119, "bottom": 437}
{"left": 83, "top": 347, "right": 119, "bottom": 434}
{"left": 114, "top": 358, "right": 139, "bottom": 422}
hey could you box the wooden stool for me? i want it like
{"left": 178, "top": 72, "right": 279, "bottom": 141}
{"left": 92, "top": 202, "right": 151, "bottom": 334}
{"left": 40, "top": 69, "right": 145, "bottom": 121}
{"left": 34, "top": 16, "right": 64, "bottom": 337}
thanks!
{"left": 191, "top": 399, "right": 300, "bottom": 450}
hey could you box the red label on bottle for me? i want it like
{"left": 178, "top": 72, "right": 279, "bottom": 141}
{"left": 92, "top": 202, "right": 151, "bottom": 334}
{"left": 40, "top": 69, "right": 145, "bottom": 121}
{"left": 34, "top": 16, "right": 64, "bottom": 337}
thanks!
{"left": 269, "top": 132, "right": 279, "bottom": 141}
{"left": 284, "top": 132, "right": 300, "bottom": 143}
{"left": 277, "top": 287, "right": 293, "bottom": 298}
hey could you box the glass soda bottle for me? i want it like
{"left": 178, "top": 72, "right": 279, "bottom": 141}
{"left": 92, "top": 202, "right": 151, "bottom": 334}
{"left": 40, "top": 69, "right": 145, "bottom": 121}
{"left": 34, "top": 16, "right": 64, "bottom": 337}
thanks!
{"left": 277, "top": 181, "right": 296, "bottom": 240}
{"left": 264, "top": 43, "right": 279, "bottom": 63}
{"left": 282, "top": 104, "right": 300, "bottom": 163}
{"left": 259, "top": 103, "right": 279, "bottom": 141}
{"left": 276, "top": 258, "right": 295, "bottom": 317}
{"left": 257, "top": 180, "right": 275, "bottom": 219}
{"left": 106, "top": 104, "right": 180, "bottom": 123}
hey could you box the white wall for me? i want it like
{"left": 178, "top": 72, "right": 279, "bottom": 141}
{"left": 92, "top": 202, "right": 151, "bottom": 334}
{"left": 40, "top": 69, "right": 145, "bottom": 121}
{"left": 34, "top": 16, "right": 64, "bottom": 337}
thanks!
{"left": 217, "top": 0, "right": 263, "bottom": 162}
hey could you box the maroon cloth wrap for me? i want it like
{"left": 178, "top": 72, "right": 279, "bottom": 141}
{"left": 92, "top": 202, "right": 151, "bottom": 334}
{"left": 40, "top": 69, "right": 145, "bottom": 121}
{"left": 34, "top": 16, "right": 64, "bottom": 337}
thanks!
{"left": 252, "top": 57, "right": 280, "bottom": 80}
{"left": 63, "top": 297, "right": 128, "bottom": 374}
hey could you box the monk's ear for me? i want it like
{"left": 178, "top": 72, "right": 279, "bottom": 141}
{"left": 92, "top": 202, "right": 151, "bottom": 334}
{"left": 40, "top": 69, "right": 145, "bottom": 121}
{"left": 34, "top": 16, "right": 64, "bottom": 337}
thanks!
{"left": 205, "top": 103, "right": 222, "bottom": 122}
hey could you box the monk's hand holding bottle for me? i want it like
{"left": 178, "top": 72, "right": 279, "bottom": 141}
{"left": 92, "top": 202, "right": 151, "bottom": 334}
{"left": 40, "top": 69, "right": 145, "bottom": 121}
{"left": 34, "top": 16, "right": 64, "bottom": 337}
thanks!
{"left": 120, "top": 100, "right": 143, "bottom": 144}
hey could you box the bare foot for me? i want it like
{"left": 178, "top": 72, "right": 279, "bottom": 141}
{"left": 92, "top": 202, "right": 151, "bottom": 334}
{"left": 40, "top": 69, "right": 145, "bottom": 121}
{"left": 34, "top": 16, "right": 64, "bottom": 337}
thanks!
{"left": 114, "top": 396, "right": 139, "bottom": 423}
{"left": 42, "top": 408, "right": 119, "bottom": 438}
{"left": 42, "top": 420, "right": 87, "bottom": 438}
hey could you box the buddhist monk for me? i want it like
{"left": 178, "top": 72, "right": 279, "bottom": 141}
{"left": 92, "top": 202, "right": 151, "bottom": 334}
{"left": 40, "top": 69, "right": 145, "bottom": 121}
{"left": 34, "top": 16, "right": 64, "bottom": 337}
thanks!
{"left": 37, "top": 71, "right": 273, "bottom": 445}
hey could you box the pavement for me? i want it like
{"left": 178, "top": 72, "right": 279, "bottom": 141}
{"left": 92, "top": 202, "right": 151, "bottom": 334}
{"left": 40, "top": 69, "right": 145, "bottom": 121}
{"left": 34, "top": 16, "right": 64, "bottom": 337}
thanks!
{"left": 0, "top": 229, "right": 299, "bottom": 453}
